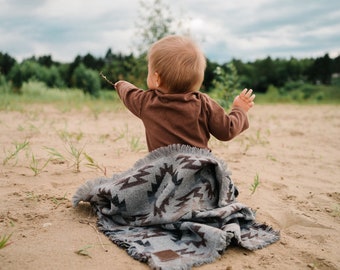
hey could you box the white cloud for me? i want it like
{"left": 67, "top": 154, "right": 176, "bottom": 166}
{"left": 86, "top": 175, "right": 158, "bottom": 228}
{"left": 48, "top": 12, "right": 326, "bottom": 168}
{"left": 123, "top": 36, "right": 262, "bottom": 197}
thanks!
{"left": 0, "top": 0, "right": 339, "bottom": 63}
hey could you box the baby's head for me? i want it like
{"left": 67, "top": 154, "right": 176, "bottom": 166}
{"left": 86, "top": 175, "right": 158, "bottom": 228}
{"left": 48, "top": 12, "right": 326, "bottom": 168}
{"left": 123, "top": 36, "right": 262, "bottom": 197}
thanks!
{"left": 147, "top": 35, "right": 206, "bottom": 93}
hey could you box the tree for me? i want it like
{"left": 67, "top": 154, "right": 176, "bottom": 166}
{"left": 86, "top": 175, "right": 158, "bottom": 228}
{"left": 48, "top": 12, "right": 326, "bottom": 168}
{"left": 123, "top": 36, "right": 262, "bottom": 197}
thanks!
{"left": 134, "top": 0, "right": 176, "bottom": 55}
{"left": 37, "top": 55, "right": 54, "bottom": 67}
{"left": 130, "top": 0, "right": 192, "bottom": 88}
{"left": 332, "top": 55, "right": 340, "bottom": 74}
{"left": 0, "top": 52, "right": 16, "bottom": 77}
{"left": 202, "top": 59, "right": 219, "bottom": 92}
{"left": 7, "top": 60, "right": 64, "bottom": 90}
{"left": 307, "top": 54, "right": 332, "bottom": 84}
{"left": 210, "top": 62, "right": 240, "bottom": 109}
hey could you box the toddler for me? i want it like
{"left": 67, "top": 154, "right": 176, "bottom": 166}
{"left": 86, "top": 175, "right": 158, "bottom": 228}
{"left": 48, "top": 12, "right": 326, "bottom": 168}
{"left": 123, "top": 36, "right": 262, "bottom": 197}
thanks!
{"left": 113, "top": 35, "right": 255, "bottom": 152}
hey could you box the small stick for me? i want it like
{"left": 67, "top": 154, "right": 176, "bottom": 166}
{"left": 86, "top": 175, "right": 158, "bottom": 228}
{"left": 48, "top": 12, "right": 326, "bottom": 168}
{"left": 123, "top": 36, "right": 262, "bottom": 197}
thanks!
{"left": 100, "top": 72, "right": 116, "bottom": 88}
{"left": 80, "top": 219, "right": 108, "bottom": 252}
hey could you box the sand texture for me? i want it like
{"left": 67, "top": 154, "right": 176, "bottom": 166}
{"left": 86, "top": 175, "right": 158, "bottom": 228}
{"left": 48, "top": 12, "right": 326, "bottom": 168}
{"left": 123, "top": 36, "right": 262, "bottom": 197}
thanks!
{"left": 1, "top": 104, "right": 339, "bottom": 270}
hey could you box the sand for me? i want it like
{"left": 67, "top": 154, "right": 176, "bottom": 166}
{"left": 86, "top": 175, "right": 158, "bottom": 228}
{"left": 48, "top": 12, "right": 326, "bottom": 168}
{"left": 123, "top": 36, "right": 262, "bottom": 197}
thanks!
{"left": 0, "top": 104, "right": 339, "bottom": 270}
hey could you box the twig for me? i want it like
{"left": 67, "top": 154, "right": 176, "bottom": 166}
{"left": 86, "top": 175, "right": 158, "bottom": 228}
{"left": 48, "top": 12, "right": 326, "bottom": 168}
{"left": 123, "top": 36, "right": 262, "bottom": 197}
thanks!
{"left": 79, "top": 220, "right": 108, "bottom": 252}
{"left": 100, "top": 72, "right": 115, "bottom": 88}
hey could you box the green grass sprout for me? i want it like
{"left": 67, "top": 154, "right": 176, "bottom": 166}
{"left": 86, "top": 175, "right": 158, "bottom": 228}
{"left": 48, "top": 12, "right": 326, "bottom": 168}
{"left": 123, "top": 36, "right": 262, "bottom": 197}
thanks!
{"left": 3, "top": 139, "right": 29, "bottom": 165}
{"left": 0, "top": 233, "right": 13, "bottom": 249}
{"left": 250, "top": 173, "right": 260, "bottom": 195}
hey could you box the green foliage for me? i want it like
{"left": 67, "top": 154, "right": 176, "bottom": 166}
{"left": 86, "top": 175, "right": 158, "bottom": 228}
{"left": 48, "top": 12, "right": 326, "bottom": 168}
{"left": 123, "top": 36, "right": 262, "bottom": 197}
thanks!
{"left": 0, "top": 52, "right": 16, "bottom": 76}
{"left": 84, "top": 152, "right": 107, "bottom": 176}
{"left": 10, "top": 81, "right": 87, "bottom": 106}
{"left": 250, "top": 173, "right": 260, "bottom": 195}
{"left": 0, "top": 0, "right": 339, "bottom": 102}
{"left": 7, "top": 60, "right": 64, "bottom": 90}
{"left": 210, "top": 63, "right": 240, "bottom": 109}
{"left": 3, "top": 139, "right": 30, "bottom": 165}
{"left": 71, "top": 63, "right": 101, "bottom": 97}
{"left": 0, "top": 74, "right": 10, "bottom": 94}
{"left": 257, "top": 81, "right": 340, "bottom": 104}
{"left": 0, "top": 233, "right": 12, "bottom": 249}
{"left": 29, "top": 153, "right": 50, "bottom": 176}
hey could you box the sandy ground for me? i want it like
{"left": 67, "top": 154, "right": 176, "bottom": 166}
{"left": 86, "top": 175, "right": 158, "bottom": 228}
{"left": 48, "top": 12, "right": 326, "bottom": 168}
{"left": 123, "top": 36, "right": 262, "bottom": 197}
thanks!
{"left": 0, "top": 104, "right": 339, "bottom": 270}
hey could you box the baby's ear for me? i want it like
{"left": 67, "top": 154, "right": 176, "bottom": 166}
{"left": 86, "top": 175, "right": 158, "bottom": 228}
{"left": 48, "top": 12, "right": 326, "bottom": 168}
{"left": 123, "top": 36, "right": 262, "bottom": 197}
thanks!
{"left": 155, "top": 72, "right": 161, "bottom": 87}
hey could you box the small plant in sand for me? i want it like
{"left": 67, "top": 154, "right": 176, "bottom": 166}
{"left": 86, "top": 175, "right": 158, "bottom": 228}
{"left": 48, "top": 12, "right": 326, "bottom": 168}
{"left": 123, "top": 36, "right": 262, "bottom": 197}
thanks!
{"left": 26, "top": 191, "right": 41, "bottom": 202}
{"left": 2, "top": 139, "right": 29, "bottom": 165}
{"left": 84, "top": 152, "right": 107, "bottom": 176}
{"left": 50, "top": 192, "right": 68, "bottom": 208}
{"left": 0, "top": 233, "right": 13, "bottom": 249}
{"left": 75, "top": 244, "right": 93, "bottom": 258}
{"left": 250, "top": 173, "right": 260, "bottom": 195}
{"left": 66, "top": 140, "right": 85, "bottom": 172}
{"left": 122, "top": 124, "right": 144, "bottom": 152}
{"left": 129, "top": 136, "right": 143, "bottom": 152}
{"left": 45, "top": 142, "right": 84, "bottom": 172}
{"left": 52, "top": 130, "right": 86, "bottom": 172}
{"left": 266, "top": 154, "right": 277, "bottom": 162}
{"left": 44, "top": 146, "right": 66, "bottom": 164}
{"left": 242, "top": 128, "right": 270, "bottom": 153}
{"left": 58, "top": 130, "right": 84, "bottom": 142}
{"left": 29, "top": 153, "right": 50, "bottom": 176}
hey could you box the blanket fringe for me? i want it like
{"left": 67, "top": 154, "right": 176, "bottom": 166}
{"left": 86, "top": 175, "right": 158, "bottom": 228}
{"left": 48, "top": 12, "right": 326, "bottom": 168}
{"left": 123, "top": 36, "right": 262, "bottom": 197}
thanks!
{"left": 134, "top": 144, "right": 215, "bottom": 167}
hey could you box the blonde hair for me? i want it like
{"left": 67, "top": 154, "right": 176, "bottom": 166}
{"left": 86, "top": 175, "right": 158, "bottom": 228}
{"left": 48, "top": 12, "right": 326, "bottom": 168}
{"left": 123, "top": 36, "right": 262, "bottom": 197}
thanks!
{"left": 147, "top": 35, "right": 206, "bottom": 92}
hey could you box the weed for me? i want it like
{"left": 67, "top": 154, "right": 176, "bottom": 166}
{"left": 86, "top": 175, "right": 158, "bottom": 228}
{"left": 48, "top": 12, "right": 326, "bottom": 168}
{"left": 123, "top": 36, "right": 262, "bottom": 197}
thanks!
{"left": 44, "top": 146, "right": 65, "bottom": 163}
{"left": 26, "top": 191, "right": 40, "bottom": 201}
{"left": 112, "top": 132, "right": 124, "bottom": 142}
{"left": 122, "top": 124, "right": 144, "bottom": 152}
{"left": 56, "top": 130, "right": 86, "bottom": 172}
{"left": 129, "top": 136, "right": 143, "bottom": 152}
{"left": 0, "top": 233, "right": 13, "bottom": 249}
{"left": 51, "top": 193, "right": 68, "bottom": 207}
{"left": 242, "top": 128, "right": 270, "bottom": 153}
{"left": 3, "top": 139, "right": 29, "bottom": 165}
{"left": 250, "top": 173, "right": 260, "bottom": 195}
{"left": 66, "top": 140, "right": 85, "bottom": 172}
{"left": 266, "top": 154, "right": 277, "bottom": 162}
{"left": 84, "top": 152, "right": 107, "bottom": 176}
{"left": 58, "top": 130, "right": 84, "bottom": 142}
{"left": 75, "top": 245, "right": 93, "bottom": 258}
{"left": 29, "top": 153, "right": 50, "bottom": 176}
{"left": 45, "top": 137, "right": 85, "bottom": 172}
{"left": 98, "top": 134, "right": 110, "bottom": 143}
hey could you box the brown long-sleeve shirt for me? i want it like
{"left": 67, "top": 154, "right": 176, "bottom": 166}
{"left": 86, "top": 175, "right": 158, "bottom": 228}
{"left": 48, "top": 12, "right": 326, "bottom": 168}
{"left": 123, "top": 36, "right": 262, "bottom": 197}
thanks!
{"left": 115, "top": 81, "right": 249, "bottom": 152}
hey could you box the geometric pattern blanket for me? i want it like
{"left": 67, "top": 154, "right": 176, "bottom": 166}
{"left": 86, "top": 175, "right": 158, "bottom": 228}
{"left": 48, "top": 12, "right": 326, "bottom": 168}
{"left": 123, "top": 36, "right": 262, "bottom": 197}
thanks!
{"left": 73, "top": 144, "right": 280, "bottom": 270}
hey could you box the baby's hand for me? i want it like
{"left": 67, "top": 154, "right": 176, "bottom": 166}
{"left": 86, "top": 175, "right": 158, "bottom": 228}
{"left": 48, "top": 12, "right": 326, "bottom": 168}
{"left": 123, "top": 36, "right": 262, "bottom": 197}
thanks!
{"left": 233, "top": 88, "right": 255, "bottom": 112}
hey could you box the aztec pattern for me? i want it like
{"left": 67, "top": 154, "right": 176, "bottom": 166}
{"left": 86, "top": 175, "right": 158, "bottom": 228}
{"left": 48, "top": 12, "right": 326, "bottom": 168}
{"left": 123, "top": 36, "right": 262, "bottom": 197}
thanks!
{"left": 73, "top": 144, "right": 280, "bottom": 270}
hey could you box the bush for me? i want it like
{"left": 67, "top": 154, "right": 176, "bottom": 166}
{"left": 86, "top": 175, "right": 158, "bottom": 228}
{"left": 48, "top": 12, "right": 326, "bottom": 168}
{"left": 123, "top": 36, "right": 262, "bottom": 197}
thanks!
{"left": 0, "top": 74, "right": 10, "bottom": 94}
{"left": 71, "top": 64, "right": 101, "bottom": 97}
{"left": 7, "top": 61, "right": 65, "bottom": 90}
{"left": 260, "top": 81, "right": 340, "bottom": 104}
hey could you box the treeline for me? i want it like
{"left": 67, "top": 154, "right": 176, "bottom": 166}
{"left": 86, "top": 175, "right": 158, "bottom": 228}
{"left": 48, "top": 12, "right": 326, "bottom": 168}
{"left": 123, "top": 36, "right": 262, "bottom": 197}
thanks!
{"left": 0, "top": 50, "right": 339, "bottom": 97}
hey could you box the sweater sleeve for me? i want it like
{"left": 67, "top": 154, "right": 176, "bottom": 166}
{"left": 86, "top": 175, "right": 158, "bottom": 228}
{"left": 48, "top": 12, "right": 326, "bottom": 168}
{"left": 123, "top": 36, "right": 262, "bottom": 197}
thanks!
{"left": 114, "top": 80, "right": 146, "bottom": 117}
{"left": 205, "top": 95, "right": 249, "bottom": 141}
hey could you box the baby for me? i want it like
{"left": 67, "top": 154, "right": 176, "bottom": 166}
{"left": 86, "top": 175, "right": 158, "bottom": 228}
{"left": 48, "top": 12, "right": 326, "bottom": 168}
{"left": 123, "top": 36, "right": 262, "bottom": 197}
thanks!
{"left": 113, "top": 35, "right": 255, "bottom": 152}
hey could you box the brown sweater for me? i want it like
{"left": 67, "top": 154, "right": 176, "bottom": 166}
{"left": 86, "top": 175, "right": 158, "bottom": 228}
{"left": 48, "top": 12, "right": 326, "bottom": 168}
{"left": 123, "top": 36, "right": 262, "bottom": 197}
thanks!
{"left": 115, "top": 81, "right": 249, "bottom": 152}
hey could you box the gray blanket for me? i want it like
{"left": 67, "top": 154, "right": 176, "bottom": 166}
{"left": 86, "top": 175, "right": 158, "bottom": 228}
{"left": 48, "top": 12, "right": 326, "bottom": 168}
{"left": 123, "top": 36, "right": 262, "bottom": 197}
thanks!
{"left": 73, "top": 144, "right": 279, "bottom": 270}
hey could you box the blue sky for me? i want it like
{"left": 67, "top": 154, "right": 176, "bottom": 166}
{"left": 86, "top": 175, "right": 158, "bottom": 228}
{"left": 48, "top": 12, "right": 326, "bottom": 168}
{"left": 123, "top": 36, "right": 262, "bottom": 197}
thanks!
{"left": 1, "top": 0, "right": 339, "bottom": 63}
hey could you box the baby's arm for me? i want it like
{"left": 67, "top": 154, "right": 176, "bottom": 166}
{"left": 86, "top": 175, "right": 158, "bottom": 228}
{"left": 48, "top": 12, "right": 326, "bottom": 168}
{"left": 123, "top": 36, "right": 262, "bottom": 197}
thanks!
{"left": 232, "top": 88, "right": 255, "bottom": 112}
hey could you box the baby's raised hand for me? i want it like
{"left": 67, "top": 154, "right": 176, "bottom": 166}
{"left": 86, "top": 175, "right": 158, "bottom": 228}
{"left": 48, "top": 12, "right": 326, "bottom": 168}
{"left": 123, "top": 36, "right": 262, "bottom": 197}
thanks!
{"left": 233, "top": 88, "right": 255, "bottom": 112}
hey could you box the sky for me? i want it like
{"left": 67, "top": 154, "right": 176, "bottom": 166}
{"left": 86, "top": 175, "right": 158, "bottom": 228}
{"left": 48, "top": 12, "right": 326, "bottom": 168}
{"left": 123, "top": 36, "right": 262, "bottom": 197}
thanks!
{"left": 0, "top": 0, "right": 339, "bottom": 64}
